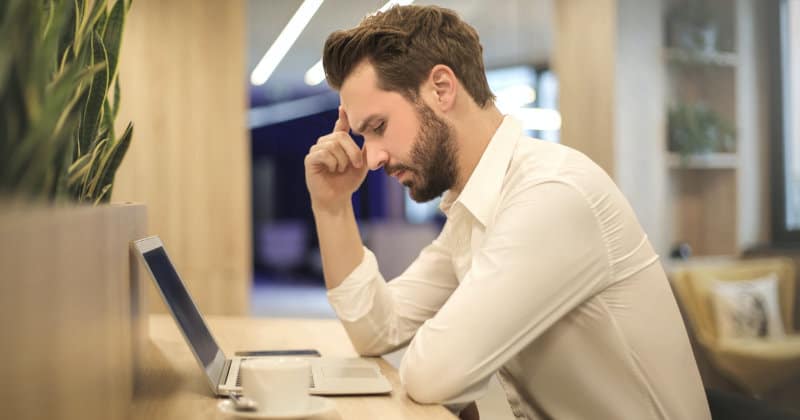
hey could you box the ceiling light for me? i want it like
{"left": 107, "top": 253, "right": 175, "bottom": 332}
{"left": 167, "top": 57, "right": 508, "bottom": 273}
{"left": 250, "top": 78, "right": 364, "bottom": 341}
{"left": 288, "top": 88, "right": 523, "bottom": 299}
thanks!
{"left": 251, "top": 0, "right": 325, "bottom": 86}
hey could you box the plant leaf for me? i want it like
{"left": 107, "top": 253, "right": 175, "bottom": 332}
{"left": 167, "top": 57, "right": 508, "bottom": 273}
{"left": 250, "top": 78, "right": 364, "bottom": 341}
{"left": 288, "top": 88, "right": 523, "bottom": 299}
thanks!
{"left": 72, "top": 0, "right": 83, "bottom": 56}
{"left": 94, "top": 183, "right": 113, "bottom": 205}
{"left": 66, "top": 150, "right": 92, "bottom": 182}
{"left": 90, "top": 0, "right": 109, "bottom": 35}
{"left": 112, "top": 76, "right": 120, "bottom": 119}
{"left": 79, "top": 31, "right": 108, "bottom": 159}
{"left": 41, "top": 0, "right": 56, "bottom": 44}
{"left": 93, "top": 122, "right": 132, "bottom": 200}
{"left": 56, "top": 0, "right": 77, "bottom": 65}
{"left": 81, "top": 136, "right": 109, "bottom": 199}
{"left": 103, "top": 0, "right": 125, "bottom": 82}
{"left": 103, "top": 99, "right": 115, "bottom": 141}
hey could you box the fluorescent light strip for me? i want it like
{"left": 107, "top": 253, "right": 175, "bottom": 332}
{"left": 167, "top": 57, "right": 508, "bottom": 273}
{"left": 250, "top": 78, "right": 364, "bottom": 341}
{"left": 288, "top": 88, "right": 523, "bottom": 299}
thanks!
{"left": 251, "top": 0, "right": 325, "bottom": 86}
{"left": 304, "top": 0, "right": 414, "bottom": 86}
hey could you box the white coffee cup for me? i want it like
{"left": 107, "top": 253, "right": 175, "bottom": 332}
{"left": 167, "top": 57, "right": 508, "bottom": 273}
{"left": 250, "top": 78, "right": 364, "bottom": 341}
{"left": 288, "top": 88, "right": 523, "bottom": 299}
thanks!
{"left": 239, "top": 358, "right": 311, "bottom": 414}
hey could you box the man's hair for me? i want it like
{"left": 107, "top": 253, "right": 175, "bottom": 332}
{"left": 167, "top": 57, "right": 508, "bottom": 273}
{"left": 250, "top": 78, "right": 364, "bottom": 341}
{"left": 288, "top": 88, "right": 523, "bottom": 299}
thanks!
{"left": 322, "top": 5, "right": 495, "bottom": 107}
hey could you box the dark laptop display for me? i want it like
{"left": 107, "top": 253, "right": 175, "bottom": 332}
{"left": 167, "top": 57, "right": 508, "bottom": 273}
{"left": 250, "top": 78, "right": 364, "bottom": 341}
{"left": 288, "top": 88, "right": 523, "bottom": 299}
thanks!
{"left": 143, "top": 246, "right": 220, "bottom": 367}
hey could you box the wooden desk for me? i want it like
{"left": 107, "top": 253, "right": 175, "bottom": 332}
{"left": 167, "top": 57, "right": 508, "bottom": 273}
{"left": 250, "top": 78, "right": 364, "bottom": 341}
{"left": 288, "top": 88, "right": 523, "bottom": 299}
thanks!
{"left": 132, "top": 315, "right": 457, "bottom": 420}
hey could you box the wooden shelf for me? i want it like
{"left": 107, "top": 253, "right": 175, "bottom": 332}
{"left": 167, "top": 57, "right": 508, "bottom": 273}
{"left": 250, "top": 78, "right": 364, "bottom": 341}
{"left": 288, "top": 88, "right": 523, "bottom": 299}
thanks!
{"left": 668, "top": 153, "right": 738, "bottom": 169}
{"left": 664, "top": 48, "right": 738, "bottom": 67}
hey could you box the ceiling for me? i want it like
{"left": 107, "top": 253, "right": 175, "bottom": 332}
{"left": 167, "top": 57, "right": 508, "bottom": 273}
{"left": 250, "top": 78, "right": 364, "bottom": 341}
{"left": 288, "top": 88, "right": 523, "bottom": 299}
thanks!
{"left": 246, "top": 0, "right": 554, "bottom": 103}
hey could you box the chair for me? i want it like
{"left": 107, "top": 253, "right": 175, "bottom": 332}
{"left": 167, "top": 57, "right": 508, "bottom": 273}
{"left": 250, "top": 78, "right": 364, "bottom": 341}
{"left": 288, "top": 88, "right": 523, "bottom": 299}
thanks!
{"left": 672, "top": 258, "right": 800, "bottom": 396}
{"left": 706, "top": 388, "right": 800, "bottom": 420}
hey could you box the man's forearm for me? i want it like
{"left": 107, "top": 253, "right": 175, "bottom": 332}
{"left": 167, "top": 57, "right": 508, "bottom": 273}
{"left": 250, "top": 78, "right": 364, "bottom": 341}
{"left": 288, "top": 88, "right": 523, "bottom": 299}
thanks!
{"left": 313, "top": 202, "right": 365, "bottom": 289}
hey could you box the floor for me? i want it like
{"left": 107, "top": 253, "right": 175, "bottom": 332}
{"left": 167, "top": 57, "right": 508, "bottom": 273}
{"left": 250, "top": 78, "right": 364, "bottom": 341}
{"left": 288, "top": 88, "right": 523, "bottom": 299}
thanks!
{"left": 251, "top": 278, "right": 516, "bottom": 420}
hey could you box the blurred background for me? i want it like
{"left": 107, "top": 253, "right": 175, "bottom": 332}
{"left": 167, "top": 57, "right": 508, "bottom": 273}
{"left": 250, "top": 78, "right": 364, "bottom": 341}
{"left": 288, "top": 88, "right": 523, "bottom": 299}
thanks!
{"left": 105, "top": 0, "right": 799, "bottom": 416}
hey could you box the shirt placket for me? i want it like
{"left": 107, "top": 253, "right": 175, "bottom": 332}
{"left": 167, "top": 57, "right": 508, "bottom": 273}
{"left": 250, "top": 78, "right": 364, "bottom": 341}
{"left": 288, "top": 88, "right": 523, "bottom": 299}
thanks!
{"left": 452, "top": 208, "right": 474, "bottom": 281}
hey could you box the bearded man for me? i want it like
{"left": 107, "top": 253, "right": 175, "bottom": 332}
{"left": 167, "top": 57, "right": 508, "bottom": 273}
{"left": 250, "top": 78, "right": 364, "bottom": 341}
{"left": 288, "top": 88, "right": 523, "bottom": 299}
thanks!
{"left": 303, "top": 5, "right": 710, "bottom": 420}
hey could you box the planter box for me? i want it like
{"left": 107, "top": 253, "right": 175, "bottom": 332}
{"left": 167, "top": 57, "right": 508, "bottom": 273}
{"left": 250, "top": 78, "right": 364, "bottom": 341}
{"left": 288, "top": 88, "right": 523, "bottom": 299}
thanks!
{"left": 0, "top": 203, "right": 147, "bottom": 420}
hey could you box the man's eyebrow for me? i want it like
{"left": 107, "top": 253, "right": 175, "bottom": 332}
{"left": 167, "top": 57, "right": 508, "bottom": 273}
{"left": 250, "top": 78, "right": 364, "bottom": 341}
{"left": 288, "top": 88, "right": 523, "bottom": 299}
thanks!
{"left": 353, "top": 114, "right": 382, "bottom": 136}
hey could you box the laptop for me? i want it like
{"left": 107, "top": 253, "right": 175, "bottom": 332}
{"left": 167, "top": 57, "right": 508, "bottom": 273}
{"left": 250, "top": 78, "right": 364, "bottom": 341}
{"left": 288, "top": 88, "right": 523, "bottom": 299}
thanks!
{"left": 133, "top": 235, "right": 392, "bottom": 396}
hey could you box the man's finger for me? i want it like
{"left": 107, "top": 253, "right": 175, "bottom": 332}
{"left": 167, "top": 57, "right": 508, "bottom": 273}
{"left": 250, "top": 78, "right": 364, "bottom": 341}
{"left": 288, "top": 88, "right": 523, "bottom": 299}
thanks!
{"left": 307, "top": 149, "right": 338, "bottom": 173}
{"left": 337, "top": 135, "right": 363, "bottom": 168}
{"left": 333, "top": 106, "right": 350, "bottom": 133}
{"left": 326, "top": 142, "right": 350, "bottom": 172}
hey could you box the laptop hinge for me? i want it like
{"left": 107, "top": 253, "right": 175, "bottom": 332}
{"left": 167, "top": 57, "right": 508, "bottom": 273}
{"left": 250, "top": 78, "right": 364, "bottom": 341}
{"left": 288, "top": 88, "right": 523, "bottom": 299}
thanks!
{"left": 219, "top": 359, "right": 232, "bottom": 388}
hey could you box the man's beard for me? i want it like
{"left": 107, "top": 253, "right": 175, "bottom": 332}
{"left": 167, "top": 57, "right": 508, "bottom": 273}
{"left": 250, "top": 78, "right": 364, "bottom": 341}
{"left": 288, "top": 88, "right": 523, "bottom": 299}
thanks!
{"left": 386, "top": 102, "right": 459, "bottom": 203}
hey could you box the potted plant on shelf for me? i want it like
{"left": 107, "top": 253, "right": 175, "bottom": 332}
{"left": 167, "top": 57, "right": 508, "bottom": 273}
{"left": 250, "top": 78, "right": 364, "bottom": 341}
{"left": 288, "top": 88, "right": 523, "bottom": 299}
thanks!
{"left": 667, "top": 0, "right": 718, "bottom": 54}
{"left": 668, "top": 102, "right": 736, "bottom": 163}
{"left": 0, "top": 2, "right": 148, "bottom": 419}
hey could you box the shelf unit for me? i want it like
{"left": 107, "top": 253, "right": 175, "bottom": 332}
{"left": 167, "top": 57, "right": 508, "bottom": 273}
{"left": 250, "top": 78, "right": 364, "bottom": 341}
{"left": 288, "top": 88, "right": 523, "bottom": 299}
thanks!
{"left": 663, "top": 48, "right": 738, "bottom": 67}
{"left": 663, "top": 0, "right": 758, "bottom": 257}
{"left": 667, "top": 152, "right": 738, "bottom": 170}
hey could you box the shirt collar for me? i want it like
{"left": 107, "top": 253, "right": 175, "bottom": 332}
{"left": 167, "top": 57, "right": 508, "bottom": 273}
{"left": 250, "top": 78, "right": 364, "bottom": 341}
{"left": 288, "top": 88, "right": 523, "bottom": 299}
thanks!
{"left": 439, "top": 116, "right": 522, "bottom": 226}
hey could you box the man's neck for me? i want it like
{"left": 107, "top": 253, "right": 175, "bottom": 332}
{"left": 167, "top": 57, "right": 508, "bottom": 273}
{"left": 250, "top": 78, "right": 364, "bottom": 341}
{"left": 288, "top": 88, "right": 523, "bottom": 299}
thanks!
{"left": 450, "top": 104, "right": 505, "bottom": 194}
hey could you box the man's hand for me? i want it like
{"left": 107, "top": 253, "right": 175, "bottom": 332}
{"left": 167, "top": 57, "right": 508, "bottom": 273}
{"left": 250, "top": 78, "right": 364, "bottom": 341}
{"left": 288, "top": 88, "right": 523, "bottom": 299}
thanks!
{"left": 459, "top": 402, "right": 480, "bottom": 420}
{"left": 304, "top": 107, "right": 368, "bottom": 213}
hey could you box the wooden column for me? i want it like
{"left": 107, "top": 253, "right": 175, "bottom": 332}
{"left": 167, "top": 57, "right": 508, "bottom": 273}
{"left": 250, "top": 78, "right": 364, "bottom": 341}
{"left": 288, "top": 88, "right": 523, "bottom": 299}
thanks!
{"left": 113, "top": 0, "right": 251, "bottom": 315}
{"left": 554, "top": 0, "right": 617, "bottom": 176}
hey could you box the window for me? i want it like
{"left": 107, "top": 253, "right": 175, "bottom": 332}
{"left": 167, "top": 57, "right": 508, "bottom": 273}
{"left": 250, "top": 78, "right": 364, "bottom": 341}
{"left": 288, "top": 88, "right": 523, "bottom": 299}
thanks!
{"left": 772, "top": 0, "right": 800, "bottom": 244}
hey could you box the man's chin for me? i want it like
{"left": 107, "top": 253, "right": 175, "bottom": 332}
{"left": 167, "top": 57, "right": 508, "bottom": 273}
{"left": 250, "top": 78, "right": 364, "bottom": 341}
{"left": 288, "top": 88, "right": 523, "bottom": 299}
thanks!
{"left": 408, "top": 186, "right": 443, "bottom": 203}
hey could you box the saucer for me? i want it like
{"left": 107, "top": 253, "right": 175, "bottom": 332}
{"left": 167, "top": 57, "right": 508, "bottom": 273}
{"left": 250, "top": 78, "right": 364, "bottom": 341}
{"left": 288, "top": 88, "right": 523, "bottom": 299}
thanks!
{"left": 217, "top": 396, "right": 335, "bottom": 419}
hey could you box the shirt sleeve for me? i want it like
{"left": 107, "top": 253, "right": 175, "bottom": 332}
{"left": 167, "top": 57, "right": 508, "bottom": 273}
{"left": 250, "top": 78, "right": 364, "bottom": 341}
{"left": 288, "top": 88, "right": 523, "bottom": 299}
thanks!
{"left": 326, "top": 235, "right": 460, "bottom": 356}
{"left": 399, "top": 180, "right": 612, "bottom": 405}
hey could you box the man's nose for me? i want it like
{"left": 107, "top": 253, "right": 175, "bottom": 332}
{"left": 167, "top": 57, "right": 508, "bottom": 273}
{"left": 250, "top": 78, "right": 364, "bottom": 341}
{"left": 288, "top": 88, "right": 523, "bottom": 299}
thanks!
{"left": 364, "top": 144, "right": 389, "bottom": 171}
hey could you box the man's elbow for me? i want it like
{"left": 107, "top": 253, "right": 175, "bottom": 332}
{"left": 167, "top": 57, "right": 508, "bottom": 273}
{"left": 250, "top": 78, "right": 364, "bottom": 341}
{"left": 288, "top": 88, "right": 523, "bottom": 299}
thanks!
{"left": 400, "top": 360, "right": 462, "bottom": 404}
{"left": 351, "top": 342, "right": 385, "bottom": 357}
{"left": 347, "top": 330, "right": 405, "bottom": 357}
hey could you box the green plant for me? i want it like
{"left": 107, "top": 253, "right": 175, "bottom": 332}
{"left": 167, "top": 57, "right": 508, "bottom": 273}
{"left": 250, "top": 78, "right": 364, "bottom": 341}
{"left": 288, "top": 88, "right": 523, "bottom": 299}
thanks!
{"left": 668, "top": 102, "right": 735, "bottom": 158}
{"left": 0, "top": 0, "right": 133, "bottom": 204}
{"left": 667, "top": 0, "right": 718, "bottom": 53}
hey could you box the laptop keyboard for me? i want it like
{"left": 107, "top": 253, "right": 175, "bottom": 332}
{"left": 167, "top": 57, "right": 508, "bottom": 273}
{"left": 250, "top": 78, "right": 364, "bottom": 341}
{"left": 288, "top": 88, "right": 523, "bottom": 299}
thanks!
{"left": 235, "top": 359, "right": 315, "bottom": 388}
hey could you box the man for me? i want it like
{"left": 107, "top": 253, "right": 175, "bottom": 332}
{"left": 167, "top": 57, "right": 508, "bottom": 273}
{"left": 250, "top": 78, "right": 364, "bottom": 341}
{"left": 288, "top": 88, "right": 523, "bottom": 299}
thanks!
{"left": 304, "top": 5, "right": 710, "bottom": 419}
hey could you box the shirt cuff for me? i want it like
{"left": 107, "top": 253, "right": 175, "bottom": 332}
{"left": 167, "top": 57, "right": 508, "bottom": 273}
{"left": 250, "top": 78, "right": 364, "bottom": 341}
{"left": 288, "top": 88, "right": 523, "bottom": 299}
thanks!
{"left": 326, "top": 247, "right": 381, "bottom": 322}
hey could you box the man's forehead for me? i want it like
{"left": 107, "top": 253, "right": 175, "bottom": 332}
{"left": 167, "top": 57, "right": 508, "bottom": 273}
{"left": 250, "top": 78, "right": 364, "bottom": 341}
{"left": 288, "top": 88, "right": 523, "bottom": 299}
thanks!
{"left": 341, "top": 89, "right": 387, "bottom": 131}
{"left": 339, "top": 61, "right": 416, "bottom": 130}
{"left": 339, "top": 62, "right": 380, "bottom": 112}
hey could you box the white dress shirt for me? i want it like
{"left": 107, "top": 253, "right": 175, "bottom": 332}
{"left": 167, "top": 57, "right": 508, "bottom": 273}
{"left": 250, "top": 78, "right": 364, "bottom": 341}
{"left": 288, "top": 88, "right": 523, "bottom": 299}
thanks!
{"left": 327, "top": 116, "right": 711, "bottom": 419}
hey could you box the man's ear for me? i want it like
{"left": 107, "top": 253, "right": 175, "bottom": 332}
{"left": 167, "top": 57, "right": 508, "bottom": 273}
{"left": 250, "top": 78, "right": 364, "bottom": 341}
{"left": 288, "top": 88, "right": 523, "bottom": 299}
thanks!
{"left": 428, "top": 64, "right": 457, "bottom": 112}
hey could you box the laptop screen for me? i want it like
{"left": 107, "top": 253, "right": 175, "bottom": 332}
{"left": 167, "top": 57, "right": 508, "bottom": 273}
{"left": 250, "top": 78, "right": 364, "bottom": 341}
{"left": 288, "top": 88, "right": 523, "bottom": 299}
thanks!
{"left": 142, "top": 246, "right": 223, "bottom": 378}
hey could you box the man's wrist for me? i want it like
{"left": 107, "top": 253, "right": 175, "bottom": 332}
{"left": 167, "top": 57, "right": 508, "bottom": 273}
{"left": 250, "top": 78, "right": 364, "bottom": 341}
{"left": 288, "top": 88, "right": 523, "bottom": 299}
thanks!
{"left": 311, "top": 199, "right": 352, "bottom": 218}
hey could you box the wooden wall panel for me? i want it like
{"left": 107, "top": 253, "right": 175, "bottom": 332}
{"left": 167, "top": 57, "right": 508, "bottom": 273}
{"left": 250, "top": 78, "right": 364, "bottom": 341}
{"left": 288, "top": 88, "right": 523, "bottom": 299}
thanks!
{"left": 112, "top": 0, "right": 251, "bottom": 315}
